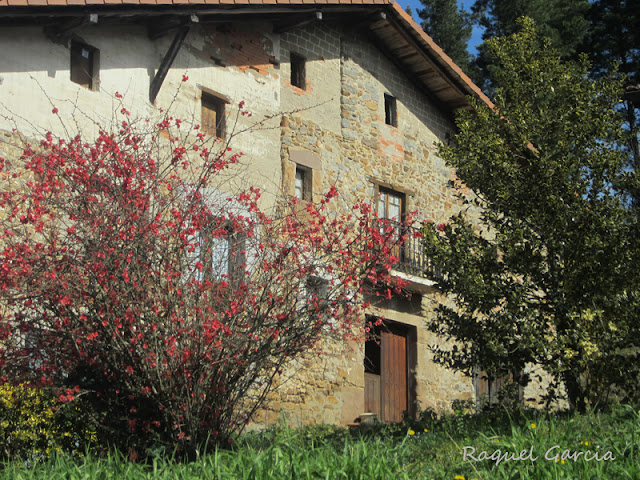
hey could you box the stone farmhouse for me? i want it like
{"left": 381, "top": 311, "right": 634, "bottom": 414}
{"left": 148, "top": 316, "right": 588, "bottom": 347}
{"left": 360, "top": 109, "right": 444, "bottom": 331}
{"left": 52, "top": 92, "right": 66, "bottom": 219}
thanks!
{"left": 0, "top": 0, "right": 519, "bottom": 427}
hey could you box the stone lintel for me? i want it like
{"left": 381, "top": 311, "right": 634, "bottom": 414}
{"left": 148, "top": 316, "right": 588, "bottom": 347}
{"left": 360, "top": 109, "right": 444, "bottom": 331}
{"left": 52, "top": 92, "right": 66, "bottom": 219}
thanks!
{"left": 289, "top": 147, "right": 321, "bottom": 170}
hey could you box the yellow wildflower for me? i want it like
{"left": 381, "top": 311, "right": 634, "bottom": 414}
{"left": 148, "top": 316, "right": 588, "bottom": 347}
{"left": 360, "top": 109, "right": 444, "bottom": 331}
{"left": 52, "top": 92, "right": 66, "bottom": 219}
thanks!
{"left": 424, "top": 428, "right": 429, "bottom": 433}
{"left": 408, "top": 429, "right": 415, "bottom": 436}
{"left": 530, "top": 423, "right": 536, "bottom": 429}
{"left": 454, "top": 476, "right": 465, "bottom": 480}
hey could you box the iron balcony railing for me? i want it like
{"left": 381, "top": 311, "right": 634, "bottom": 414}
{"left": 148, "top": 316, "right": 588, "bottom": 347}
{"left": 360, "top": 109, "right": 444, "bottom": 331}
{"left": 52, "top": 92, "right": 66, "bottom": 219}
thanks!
{"left": 382, "top": 221, "right": 443, "bottom": 282}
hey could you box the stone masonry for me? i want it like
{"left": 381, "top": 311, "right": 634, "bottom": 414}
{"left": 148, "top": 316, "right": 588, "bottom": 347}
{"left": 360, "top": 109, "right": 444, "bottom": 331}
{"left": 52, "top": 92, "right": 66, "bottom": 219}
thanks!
{"left": 0, "top": 14, "right": 503, "bottom": 429}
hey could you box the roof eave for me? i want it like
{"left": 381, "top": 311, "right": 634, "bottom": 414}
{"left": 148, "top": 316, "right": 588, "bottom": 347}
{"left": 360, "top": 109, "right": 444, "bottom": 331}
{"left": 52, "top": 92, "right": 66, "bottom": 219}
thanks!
{"left": 0, "top": 1, "right": 492, "bottom": 112}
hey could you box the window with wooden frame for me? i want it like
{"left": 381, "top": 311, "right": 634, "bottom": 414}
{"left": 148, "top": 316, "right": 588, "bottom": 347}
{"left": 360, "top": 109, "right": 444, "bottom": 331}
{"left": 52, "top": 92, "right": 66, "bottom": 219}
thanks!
{"left": 377, "top": 187, "right": 404, "bottom": 223}
{"left": 294, "top": 166, "right": 312, "bottom": 201}
{"left": 290, "top": 52, "right": 306, "bottom": 90}
{"left": 375, "top": 183, "right": 406, "bottom": 263}
{"left": 190, "top": 223, "right": 246, "bottom": 284}
{"left": 289, "top": 149, "right": 320, "bottom": 205}
{"left": 70, "top": 41, "right": 99, "bottom": 91}
{"left": 384, "top": 93, "right": 397, "bottom": 127}
{"left": 201, "top": 92, "right": 226, "bottom": 139}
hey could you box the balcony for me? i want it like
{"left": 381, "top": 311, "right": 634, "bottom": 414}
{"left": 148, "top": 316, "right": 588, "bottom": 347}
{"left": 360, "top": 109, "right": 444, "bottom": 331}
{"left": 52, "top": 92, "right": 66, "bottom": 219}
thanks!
{"left": 382, "top": 222, "right": 443, "bottom": 290}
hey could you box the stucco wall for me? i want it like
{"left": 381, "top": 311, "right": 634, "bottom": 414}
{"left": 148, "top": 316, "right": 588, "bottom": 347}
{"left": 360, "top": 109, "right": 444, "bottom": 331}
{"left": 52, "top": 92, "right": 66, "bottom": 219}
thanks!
{"left": 0, "top": 23, "right": 283, "bottom": 212}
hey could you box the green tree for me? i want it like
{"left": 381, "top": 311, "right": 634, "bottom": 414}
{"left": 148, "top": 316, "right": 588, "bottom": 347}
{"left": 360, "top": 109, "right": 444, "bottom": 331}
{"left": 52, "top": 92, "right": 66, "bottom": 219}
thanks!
{"left": 418, "top": 0, "right": 473, "bottom": 73}
{"left": 582, "top": 0, "right": 640, "bottom": 80}
{"left": 423, "top": 18, "right": 640, "bottom": 411}
{"left": 581, "top": 0, "right": 640, "bottom": 199}
{"left": 471, "top": 0, "right": 590, "bottom": 89}
{"left": 405, "top": 4, "right": 413, "bottom": 17}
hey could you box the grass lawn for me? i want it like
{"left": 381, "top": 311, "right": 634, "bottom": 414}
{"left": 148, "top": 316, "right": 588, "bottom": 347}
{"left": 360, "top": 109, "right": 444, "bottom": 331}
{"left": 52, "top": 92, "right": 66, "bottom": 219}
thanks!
{"left": 2, "top": 405, "right": 639, "bottom": 479}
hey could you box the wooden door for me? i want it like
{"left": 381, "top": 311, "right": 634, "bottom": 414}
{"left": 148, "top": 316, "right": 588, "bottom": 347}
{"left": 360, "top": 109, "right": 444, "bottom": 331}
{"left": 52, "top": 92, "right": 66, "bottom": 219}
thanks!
{"left": 381, "top": 326, "right": 407, "bottom": 422}
{"left": 364, "top": 372, "right": 381, "bottom": 417}
{"left": 475, "top": 369, "right": 521, "bottom": 405}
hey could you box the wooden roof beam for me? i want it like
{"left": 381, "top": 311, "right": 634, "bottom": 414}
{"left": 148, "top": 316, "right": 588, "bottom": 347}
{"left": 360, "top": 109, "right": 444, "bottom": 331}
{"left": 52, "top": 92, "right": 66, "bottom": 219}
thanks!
{"left": 149, "top": 26, "right": 189, "bottom": 104}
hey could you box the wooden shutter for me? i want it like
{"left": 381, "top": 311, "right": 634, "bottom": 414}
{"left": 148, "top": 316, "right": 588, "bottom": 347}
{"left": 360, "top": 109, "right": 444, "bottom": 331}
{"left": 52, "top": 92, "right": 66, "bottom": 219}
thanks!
{"left": 476, "top": 369, "right": 520, "bottom": 404}
{"left": 71, "top": 43, "right": 93, "bottom": 89}
{"left": 201, "top": 96, "right": 218, "bottom": 137}
{"left": 476, "top": 369, "right": 490, "bottom": 399}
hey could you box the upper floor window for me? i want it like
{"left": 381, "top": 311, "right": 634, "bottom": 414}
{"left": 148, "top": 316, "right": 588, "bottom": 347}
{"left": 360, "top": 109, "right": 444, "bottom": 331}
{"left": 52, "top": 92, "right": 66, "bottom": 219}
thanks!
{"left": 201, "top": 92, "right": 226, "bottom": 139}
{"left": 306, "top": 275, "right": 329, "bottom": 310}
{"left": 70, "top": 41, "right": 99, "bottom": 91}
{"left": 190, "top": 224, "right": 245, "bottom": 284}
{"left": 290, "top": 52, "right": 306, "bottom": 90}
{"left": 376, "top": 185, "right": 406, "bottom": 262}
{"left": 377, "top": 186, "right": 404, "bottom": 223}
{"left": 289, "top": 149, "right": 320, "bottom": 203}
{"left": 384, "top": 94, "right": 397, "bottom": 127}
{"left": 295, "top": 166, "right": 312, "bottom": 201}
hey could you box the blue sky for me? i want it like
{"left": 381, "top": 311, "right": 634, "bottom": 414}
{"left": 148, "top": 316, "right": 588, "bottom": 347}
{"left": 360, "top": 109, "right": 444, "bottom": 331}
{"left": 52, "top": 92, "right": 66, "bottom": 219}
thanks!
{"left": 396, "top": 0, "right": 484, "bottom": 54}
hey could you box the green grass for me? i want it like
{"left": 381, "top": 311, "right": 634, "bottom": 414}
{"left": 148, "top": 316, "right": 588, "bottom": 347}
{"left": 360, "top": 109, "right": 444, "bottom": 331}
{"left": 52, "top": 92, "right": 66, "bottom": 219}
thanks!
{"left": 2, "top": 405, "right": 640, "bottom": 480}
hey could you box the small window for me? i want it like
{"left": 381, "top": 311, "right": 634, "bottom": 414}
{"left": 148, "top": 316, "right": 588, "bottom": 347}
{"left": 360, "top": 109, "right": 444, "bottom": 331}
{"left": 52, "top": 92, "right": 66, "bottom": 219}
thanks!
{"left": 294, "top": 166, "right": 312, "bottom": 201}
{"left": 70, "top": 41, "right": 99, "bottom": 91}
{"left": 290, "top": 52, "right": 306, "bottom": 90}
{"left": 384, "top": 94, "right": 397, "bottom": 127}
{"left": 201, "top": 92, "right": 226, "bottom": 139}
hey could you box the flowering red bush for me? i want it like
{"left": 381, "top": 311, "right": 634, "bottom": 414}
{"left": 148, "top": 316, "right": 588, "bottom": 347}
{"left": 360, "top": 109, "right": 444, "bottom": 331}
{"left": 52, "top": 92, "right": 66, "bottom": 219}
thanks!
{"left": 0, "top": 104, "right": 407, "bottom": 456}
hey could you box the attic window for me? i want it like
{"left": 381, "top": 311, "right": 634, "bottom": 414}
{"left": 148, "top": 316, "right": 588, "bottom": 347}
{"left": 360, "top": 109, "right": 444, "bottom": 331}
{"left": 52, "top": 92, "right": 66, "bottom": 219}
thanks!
{"left": 70, "top": 41, "right": 99, "bottom": 91}
{"left": 290, "top": 52, "right": 306, "bottom": 90}
{"left": 201, "top": 91, "right": 226, "bottom": 139}
{"left": 384, "top": 94, "right": 397, "bottom": 127}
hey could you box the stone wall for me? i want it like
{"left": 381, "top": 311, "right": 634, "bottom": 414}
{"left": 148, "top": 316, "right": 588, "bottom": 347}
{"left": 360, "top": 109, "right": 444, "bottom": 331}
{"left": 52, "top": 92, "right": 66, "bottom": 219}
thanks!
{"left": 0, "top": 19, "right": 483, "bottom": 428}
{"left": 264, "top": 22, "right": 478, "bottom": 427}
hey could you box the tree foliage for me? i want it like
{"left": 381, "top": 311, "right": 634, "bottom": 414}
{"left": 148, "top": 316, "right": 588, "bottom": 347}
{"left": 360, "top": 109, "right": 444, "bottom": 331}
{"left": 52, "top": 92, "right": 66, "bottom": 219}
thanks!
{"left": 581, "top": 0, "right": 640, "bottom": 81}
{"left": 423, "top": 19, "right": 640, "bottom": 411}
{"left": 581, "top": 0, "right": 640, "bottom": 197}
{"left": 0, "top": 94, "right": 406, "bottom": 456}
{"left": 471, "top": 0, "right": 590, "bottom": 90}
{"left": 418, "top": 0, "right": 473, "bottom": 73}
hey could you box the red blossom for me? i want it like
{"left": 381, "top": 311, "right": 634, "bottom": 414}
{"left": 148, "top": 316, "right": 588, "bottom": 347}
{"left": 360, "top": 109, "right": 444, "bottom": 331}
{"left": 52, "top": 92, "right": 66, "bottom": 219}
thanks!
{"left": 0, "top": 107, "right": 409, "bottom": 454}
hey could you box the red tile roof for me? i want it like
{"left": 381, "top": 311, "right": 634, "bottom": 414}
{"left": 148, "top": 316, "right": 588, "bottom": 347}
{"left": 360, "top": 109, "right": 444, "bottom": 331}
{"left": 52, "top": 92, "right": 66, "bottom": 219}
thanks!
{"left": 0, "top": 0, "right": 392, "bottom": 4}
{"left": 388, "top": 2, "right": 492, "bottom": 110}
